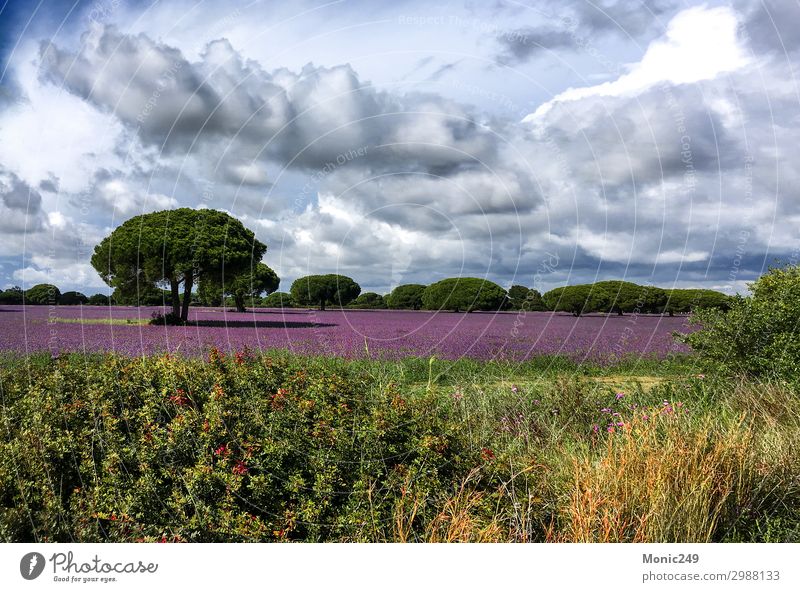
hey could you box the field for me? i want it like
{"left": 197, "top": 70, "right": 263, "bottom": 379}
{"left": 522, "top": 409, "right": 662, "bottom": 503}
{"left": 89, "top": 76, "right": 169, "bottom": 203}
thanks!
{"left": 0, "top": 305, "right": 692, "bottom": 362}
{"left": 2, "top": 303, "right": 798, "bottom": 544}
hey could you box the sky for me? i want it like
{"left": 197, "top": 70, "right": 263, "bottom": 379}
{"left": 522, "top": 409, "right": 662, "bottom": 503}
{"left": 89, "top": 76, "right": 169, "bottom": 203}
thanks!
{"left": 0, "top": 0, "right": 798, "bottom": 296}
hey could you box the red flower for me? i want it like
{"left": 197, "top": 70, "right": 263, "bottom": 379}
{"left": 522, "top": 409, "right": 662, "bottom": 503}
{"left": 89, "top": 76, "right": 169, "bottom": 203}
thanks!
{"left": 233, "top": 461, "right": 249, "bottom": 476}
{"left": 214, "top": 444, "right": 229, "bottom": 457}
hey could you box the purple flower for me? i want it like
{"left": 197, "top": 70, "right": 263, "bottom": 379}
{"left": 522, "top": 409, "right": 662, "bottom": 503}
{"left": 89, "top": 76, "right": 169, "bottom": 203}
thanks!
{"left": 615, "top": 392, "right": 625, "bottom": 400}
{"left": 600, "top": 407, "right": 613, "bottom": 414}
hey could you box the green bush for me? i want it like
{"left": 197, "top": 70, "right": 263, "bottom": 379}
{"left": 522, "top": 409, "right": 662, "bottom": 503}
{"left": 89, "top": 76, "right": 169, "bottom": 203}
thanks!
{"left": 422, "top": 278, "right": 506, "bottom": 312}
{"left": 684, "top": 265, "right": 800, "bottom": 378}
{"left": 0, "top": 352, "right": 474, "bottom": 542}
{"left": 386, "top": 284, "right": 426, "bottom": 310}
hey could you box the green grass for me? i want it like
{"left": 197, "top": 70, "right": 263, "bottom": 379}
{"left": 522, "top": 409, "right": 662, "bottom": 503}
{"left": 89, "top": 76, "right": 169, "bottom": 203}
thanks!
{"left": 46, "top": 316, "right": 150, "bottom": 326}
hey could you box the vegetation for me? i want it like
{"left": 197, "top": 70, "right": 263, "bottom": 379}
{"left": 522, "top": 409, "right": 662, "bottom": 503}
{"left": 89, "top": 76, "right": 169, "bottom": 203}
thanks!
{"left": 349, "top": 292, "right": 387, "bottom": 309}
{"left": 685, "top": 264, "right": 800, "bottom": 379}
{"left": 0, "top": 286, "right": 23, "bottom": 305}
{"left": 90, "top": 208, "right": 267, "bottom": 323}
{"left": 386, "top": 284, "right": 426, "bottom": 310}
{"left": 506, "top": 285, "right": 545, "bottom": 311}
{"left": 543, "top": 282, "right": 728, "bottom": 316}
{"left": 422, "top": 278, "right": 507, "bottom": 312}
{"left": 23, "top": 283, "right": 61, "bottom": 305}
{"left": 1, "top": 351, "right": 798, "bottom": 543}
{"left": 262, "top": 292, "right": 296, "bottom": 308}
{"left": 60, "top": 291, "right": 88, "bottom": 305}
{"left": 290, "top": 274, "right": 360, "bottom": 311}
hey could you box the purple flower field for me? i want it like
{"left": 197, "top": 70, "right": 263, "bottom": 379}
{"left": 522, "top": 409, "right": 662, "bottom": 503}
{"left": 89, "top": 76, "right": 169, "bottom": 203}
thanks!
{"left": 0, "top": 305, "right": 694, "bottom": 362}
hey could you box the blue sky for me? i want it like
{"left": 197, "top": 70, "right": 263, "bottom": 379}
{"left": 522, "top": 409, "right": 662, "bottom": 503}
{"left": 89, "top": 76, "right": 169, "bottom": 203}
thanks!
{"left": 0, "top": 0, "right": 797, "bottom": 296}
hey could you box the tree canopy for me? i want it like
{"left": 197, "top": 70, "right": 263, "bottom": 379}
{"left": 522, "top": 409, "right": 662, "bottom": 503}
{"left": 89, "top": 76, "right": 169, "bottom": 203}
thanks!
{"left": 386, "top": 284, "right": 426, "bottom": 310}
{"left": 350, "top": 292, "right": 387, "bottom": 309}
{"left": 60, "top": 291, "right": 88, "bottom": 305}
{"left": 91, "top": 208, "right": 266, "bottom": 322}
{"left": 422, "top": 277, "right": 507, "bottom": 312}
{"left": 24, "top": 284, "right": 61, "bottom": 305}
{"left": 263, "top": 292, "right": 296, "bottom": 308}
{"left": 289, "top": 274, "right": 360, "bottom": 310}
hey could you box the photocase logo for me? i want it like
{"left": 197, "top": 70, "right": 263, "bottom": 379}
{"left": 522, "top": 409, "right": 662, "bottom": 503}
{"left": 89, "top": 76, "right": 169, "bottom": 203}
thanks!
{"left": 20, "top": 552, "right": 46, "bottom": 580}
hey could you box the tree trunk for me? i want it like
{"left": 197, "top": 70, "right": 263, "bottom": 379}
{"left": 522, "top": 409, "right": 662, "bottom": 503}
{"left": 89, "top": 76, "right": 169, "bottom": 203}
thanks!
{"left": 617, "top": 310, "right": 623, "bottom": 316}
{"left": 181, "top": 273, "right": 193, "bottom": 322}
{"left": 319, "top": 298, "right": 326, "bottom": 311}
{"left": 235, "top": 294, "right": 246, "bottom": 313}
{"left": 171, "top": 277, "right": 180, "bottom": 318}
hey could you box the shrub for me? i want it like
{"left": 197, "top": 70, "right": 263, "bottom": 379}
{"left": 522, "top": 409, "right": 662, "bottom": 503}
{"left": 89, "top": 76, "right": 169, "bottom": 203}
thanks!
{"left": 290, "top": 275, "right": 360, "bottom": 310}
{"left": 683, "top": 265, "right": 800, "bottom": 378}
{"left": 386, "top": 284, "right": 426, "bottom": 310}
{"left": 422, "top": 278, "right": 506, "bottom": 312}
{"left": 0, "top": 352, "right": 474, "bottom": 542}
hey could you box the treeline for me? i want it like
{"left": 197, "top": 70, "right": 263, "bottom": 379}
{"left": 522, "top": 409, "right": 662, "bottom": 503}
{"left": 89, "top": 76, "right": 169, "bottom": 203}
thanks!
{"left": 0, "top": 284, "right": 110, "bottom": 306}
{"left": 1, "top": 278, "right": 731, "bottom": 316}
{"left": 541, "top": 281, "right": 731, "bottom": 316}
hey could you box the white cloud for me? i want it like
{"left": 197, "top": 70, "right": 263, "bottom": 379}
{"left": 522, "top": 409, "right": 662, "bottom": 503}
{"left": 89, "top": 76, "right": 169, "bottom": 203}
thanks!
{"left": 524, "top": 6, "right": 749, "bottom": 122}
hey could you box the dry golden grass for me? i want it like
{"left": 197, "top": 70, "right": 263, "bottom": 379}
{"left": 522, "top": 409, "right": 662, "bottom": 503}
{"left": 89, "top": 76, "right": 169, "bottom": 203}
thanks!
{"left": 550, "top": 410, "right": 754, "bottom": 542}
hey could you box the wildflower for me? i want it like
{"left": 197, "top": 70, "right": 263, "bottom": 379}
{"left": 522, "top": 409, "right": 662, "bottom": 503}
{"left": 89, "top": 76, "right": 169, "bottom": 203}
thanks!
{"left": 511, "top": 384, "right": 519, "bottom": 394}
{"left": 615, "top": 392, "right": 625, "bottom": 400}
{"left": 452, "top": 390, "right": 463, "bottom": 402}
{"left": 233, "top": 461, "right": 249, "bottom": 476}
{"left": 696, "top": 374, "right": 706, "bottom": 379}
{"left": 214, "top": 444, "right": 229, "bottom": 456}
{"left": 481, "top": 447, "right": 495, "bottom": 461}
{"left": 642, "top": 414, "right": 650, "bottom": 421}
{"left": 607, "top": 426, "right": 615, "bottom": 433}
{"left": 592, "top": 424, "right": 600, "bottom": 434}
{"left": 600, "top": 407, "right": 613, "bottom": 413}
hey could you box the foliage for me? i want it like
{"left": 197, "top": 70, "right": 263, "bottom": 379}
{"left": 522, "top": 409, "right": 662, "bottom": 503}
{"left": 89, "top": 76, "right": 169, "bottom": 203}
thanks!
{"left": 201, "top": 263, "right": 281, "bottom": 312}
{"left": 542, "top": 285, "right": 605, "bottom": 316}
{"left": 349, "top": 292, "right": 387, "bottom": 309}
{"left": 0, "top": 286, "right": 23, "bottom": 305}
{"left": 1, "top": 352, "right": 798, "bottom": 543}
{"left": 421, "top": 278, "right": 507, "bottom": 312}
{"left": 60, "top": 291, "right": 89, "bottom": 305}
{"left": 664, "top": 289, "right": 731, "bottom": 315}
{"left": 506, "top": 285, "right": 546, "bottom": 311}
{"left": 262, "top": 292, "right": 296, "bottom": 308}
{"left": 0, "top": 351, "right": 473, "bottom": 542}
{"left": 24, "top": 284, "right": 61, "bottom": 305}
{"left": 91, "top": 208, "right": 267, "bottom": 322}
{"left": 386, "top": 284, "right": 426, "bottom": 310}
{"left": 684, "top": 265, "right": 800, "bottom": 378}
{"left": 87, "top": 294, "right": 110, "bottom": 306}
{"left": 290, "top": 274, "right": 360, "bottom": 310}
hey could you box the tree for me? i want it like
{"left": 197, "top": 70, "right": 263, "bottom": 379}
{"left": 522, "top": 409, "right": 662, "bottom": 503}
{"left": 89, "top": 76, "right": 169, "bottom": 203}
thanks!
{"left": 290, "top": 274, "right": 360, "bottom": 310}
{"left": 350, "top": 292, "right": 387, "bottom": 309}
{"left": 683, "top": 265, "right": 799, "bottom": 378}
{"left": 542, "top": 285, "right": 606, "bottom": 316}
{"left": 0, "top": 286, "right": 23, "bottom": 305}
{"left": 91, "top": 208, "right": 267, "bottom": 323}
{"left": 663, "top": 289, "right": 730, "bottom": 316}
{"left": 421, "top": 277, "right": 507, "bottom": 312}
{"left": 523, "top": 289, "right": 546, "bottom": 311}
{"left": 87, "top": 293, "right": 110, "bottom": 306}
{"left": 227, "top": 263, "right": 280, "bottom": 312}
{"left": 506, "top": 285, "right": 531, "bottom": 310}
{"left": 386, "top": 284, "right": 426, "bottom": 310}
{"left": 60, "top": 291, "right": 88, "bottom": 305}
{"left": 24, "top": 284, "right": 61, "bottom": 305}
{"left": 263, "top": 292, "right": 295, "bottom": 308}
